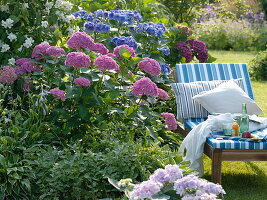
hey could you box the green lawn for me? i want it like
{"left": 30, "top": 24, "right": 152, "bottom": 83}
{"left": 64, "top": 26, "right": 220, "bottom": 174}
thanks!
{"left": 203, "top": 50, "right": 267, "bottom": 200}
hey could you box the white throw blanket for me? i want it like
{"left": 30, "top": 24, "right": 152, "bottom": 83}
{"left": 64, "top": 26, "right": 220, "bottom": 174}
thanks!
{"left": 179, "top": 113, "right": 267, "bottom": 176}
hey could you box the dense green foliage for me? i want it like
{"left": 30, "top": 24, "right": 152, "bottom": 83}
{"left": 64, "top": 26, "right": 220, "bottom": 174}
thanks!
{"left": 249, "top": 50, "right": 267, "bottom": 81}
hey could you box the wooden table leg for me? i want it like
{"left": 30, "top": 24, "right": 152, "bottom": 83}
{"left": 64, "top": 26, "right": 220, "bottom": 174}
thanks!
{"left": 211, "top": 149, "right": 222, "bottom": 184}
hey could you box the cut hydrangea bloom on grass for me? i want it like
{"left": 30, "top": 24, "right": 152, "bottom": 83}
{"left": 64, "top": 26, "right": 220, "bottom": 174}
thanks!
{"left": 94, "top": 55, "right": 119, "bottom": 71}
{"left": 67, "top": 32, "right": 95, "bottom": 49}
{"left": 74, "top": 77, "right": 91, "bottom": 87}
{"left": 149, "top": 164, "right": 183, "bottom": 184}
{"left": 113, "top": 44, "right": 136, "bottom": 59}
{"left": 132, "top": 77, "right": 158, "bottom": 97}
{"left": 0, "top": 66, "right": 18, "bottom": 84}
{"left": 65, "top": 52, "right": 91, "bottom": 68}
{"left": 138, "top": 57, "right": 161, "bottom": 76}
{"left": 161, "top": 112, "right": 177, "bottom": 130}
{"left": 50, "top": 88, "right": 66, "bottom": 101}
{"left": 130, "top": 180, "right": 162, "bottom": 200}
{"left": 32, "top": 43, "right": 50, "bottom": 60}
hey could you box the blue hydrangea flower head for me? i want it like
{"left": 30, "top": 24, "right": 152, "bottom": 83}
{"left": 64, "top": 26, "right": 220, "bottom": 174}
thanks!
{"left": 160, "top": 64, "right": 171, "bottom": 75}
{"left": 112, "top": 36, "right": 138, "bottom": 49}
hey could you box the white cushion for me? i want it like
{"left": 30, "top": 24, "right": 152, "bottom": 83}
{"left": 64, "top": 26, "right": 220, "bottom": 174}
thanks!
{"left": 192, "top": 80, "right": 263, "bottom": 115}
{"left": 171, "top": 79, "right": 244, "bottom": 119}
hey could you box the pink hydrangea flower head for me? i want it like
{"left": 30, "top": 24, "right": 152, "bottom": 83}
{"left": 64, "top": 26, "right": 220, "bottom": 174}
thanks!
{"left": 132, "top": 77, "right": 158, "bottom": 97}
{"left": 157, "top": 88, "right": 170, "bottom": 100}
{"left": 67, "top": 32, "right": 95, "bottom": 49}
{"left": 161, "top": 112, "right": 177, "bottom": 130}
{"left": 113, "top": 45, "right": 136, "bottom": 59}
{"left": 187, "top": 40, "right": 209, "bottom": 63}
{"left": 65, "top": 52, "right": 91, "bottom": 68}
{"left": 90, "top": 43, "right": 109, "bottom": 55}
{"left": 14, "top": 66, "right": 27, "bottom": 75}
{"left": 74, "top": 77, "right": 91, "bottom": 87}
{"left": 15, "top": 58, "right": 29, "bottom": 66}
{"left": 176, "top": 41, "right": 193, "bottom": 63}
{"left": 50, "top": 88, "right": 66, "bottom": 101}
{"left": 138, "top": 57, "right": 161, "bottom": 76}
{"left": 94, "top": 55, "right": 120, "bottom": 71}
{"left": 0, "top": 66, "right": 18, "bottom": 84}
{"left": 45, "top": 46, "right": 66, "bottom": 57}
{"left": 130, "top": 180, "right": 162, "bottom": 200}
{"left": 32, "top": 43, "right": 50, "bottom": 60}
{"left": 21, "top": 61, "right": 42, "bottom": 72}
{"left": 106, "top": 53, "right": 116, "bottom": 57}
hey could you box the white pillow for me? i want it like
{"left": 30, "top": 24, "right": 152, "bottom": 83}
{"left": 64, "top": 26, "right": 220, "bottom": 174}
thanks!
{"left": 170, "top": 79, "right": 244, "bottom": 119}
{"left": 192, "top": 80, "right": 263, "bottom": 115}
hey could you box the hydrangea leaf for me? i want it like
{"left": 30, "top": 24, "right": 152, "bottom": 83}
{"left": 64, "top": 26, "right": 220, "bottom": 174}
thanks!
{"left": 119, "top": 48, "right": 132, "bottom": 58}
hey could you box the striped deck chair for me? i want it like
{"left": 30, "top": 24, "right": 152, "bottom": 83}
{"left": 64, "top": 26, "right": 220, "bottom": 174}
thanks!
{"left": 172, "top": 63, "right": 267, "bottom": 184}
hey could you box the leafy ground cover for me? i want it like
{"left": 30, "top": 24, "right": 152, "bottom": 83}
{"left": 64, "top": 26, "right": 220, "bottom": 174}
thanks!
{"left": 204, "top": 50, "right": 267, "bottom": 200}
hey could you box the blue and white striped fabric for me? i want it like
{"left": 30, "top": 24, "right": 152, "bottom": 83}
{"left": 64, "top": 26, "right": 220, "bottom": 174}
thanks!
{"left": 174, "top": 63, "right": 267, "bottom": 149}
{"left": 175, "top": 63, "right": 254, "bottom": 99}
{"left": 185, "top": 119, "right": 267, "bottom": 149}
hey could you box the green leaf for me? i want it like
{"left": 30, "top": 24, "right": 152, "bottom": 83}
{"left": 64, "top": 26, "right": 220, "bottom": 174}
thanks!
{"left": 124, "top": 106, "right": 136, "bottom": 117}
{"left": 146, "top": 126, "right": 159, "bottom": 142}
{"left": 107, "top": 178, "right": 123, "bottom": 191}
{"left": 12, "top": 126, "right": 19, "bottom": 134}
{"left": 0, "top": 154, "right": 6, "bottom": 167}
{"left": 78, "top": 104, "right": 90, "bottom": 120}
{"left": 119, "top": 48, "right": 132, "bottom": 59}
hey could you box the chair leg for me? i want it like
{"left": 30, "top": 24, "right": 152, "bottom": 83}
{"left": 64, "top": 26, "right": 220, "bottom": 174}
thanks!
{"left": 211, "top": 150, "right": 222, "bottom": 184}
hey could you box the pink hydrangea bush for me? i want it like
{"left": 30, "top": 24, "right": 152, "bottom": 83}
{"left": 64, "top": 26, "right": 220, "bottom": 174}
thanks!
{"left": 157, "top": 88, "right": 170, "bottom": 100}
{"left": 65, "top": 52, "right": 91, "bottom": 68}
{"left": 50, "top": 88, "right": 66, "bottom": 101}
{"left": 15, "top": 58, "right": 29, "bottom": 66}
{"left": 45, "top": 46, "right": 66, "bottom": 57}
{"left": 90, "top": 43, "right": 109, "bottom": 55}
{"left": 21, "top": 61, "right": 42, "bottom": 72}
{"left": 94, "top": 55, "right": 119, "bottom": 71}
{"left": 32, "top": 43, "right": 50, "bottom": 60}
{"left": 113, "top": 45, "right": 136, "bottom": 59}
{"left": 74, "top": 77, "right": 91, "bottom": 87}
{"left": 67, "top": 32, "right": 95, "bottom": 49}
{"left": 0, "top": 66, "right": 18, "bottom": 84}
{"left": 132, "top": 77, "right": 158, "bottom": 97}
{"left": 124, "top": 165, "right": 225, "bottom": 200}
{"left": 138, "top": 57, "right": 161, "bottom": 76}
{"left": 161, "top": 112, "right": 177, "bottom": 130}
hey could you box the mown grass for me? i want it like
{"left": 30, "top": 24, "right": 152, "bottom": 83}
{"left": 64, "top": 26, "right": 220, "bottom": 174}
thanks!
{"left": 203, "top": 50, "right": 267, "bottom": 200}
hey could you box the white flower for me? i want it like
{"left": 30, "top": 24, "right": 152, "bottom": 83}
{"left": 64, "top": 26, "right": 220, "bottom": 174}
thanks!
{"left": 7, "top": 33, "right": 17, "bottom": 42}
{"left": 4, "top": 118, "right": 11, "bottom": 123}
{"left": 42, "top": 41, "right": 49, "bottom": 45}
{"left": 45, "top": 2, "right": 53, "bottom": 10}
{"left": 68, "top": 15, "right": 75, "bottom": 21}
{"left": 1, "top": 18, "right": 14, "bottom": 29}
{"left": 67, "top": 26, "right": 79, "bottom": 35}
{"left": 23, "top": 37, "right": 34, "bottom": 48}
{"left": 8, "top": 58, "right": 16, "bottom": 65}
{"left": 22, "top": 3, "right": 29, "bottom": 8}
{"left": 41, "top": 21, "right": 49, "bottom": 28}
{"left": 61, "top": 1, "right": 73, "bottom": 10}
{"left": 0, "top": 5, "right": 9, "bottom": 12}
{"left": 1, "top": 43, "right": 10, "bottom": 52}
{"left": 18, "top": 45, "right": 23, "bottom": 52}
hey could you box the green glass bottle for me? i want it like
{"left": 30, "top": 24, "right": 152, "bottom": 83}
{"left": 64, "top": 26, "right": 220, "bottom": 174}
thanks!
{"left": 239, "top": 103, "right": 249, "bottom": 135}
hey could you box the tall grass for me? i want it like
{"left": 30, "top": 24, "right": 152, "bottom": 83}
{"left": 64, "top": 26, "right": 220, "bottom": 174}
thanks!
{"left": 203, "top": 50, "right": 267, "bottom": 200}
